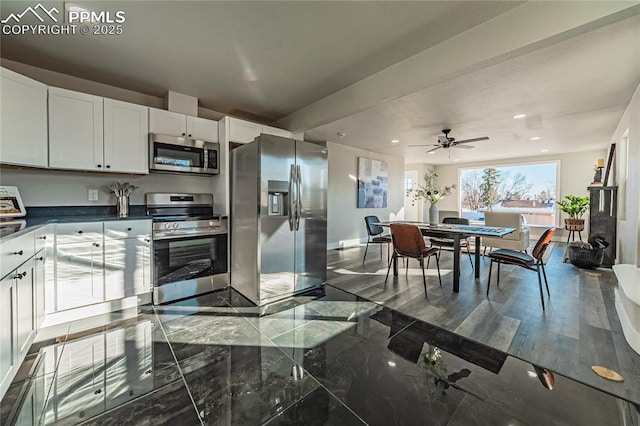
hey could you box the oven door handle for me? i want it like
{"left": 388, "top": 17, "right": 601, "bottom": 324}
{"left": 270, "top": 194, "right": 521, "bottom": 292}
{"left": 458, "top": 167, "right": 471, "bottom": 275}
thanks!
{"left": 288, "top": 164, "right": 295, "bottom": 231}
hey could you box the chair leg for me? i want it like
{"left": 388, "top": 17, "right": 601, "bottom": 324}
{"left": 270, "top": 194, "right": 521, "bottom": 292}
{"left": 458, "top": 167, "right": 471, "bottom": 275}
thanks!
{"left": 541, "top": 261, "right": 550, "bottom": 297}
{"left": 435, "top": 253, "right": 442, "bottom": 287}
{"left": 363, "top": 240, "right": 370, "bottom": 264}
{"left": 384, "top": 252, "right": 394, "bottom": 285}
{"left": 487, "top": 259, "right": 493, "bottom": 297}
{"left": 406, "top": 256, "right": 409, "bottom": 278}
{"left": 497, "top": 261, "right": 501, "bottom": 287}
{"left": 420, "top": 256, "right": 428, "bottom": 299}
{"left": 379, "top": 243, "right": 383, "bottom": 260}
{"left": 578, "top": 231, "right": 582, "bottom": 241}
{"left": 536, "top": 265, "right": 546, "bottom": 311}
{"left": 466, "top": 245, "right": 474, "bottom": 269}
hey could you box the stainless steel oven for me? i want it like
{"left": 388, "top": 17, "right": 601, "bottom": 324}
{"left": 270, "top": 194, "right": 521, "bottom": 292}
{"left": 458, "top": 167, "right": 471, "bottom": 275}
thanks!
{"left": 149, "top": 133, "right": 219, "bottom": 175}
{"left": 147, "top": 193, "right": 228, "bottom": 304}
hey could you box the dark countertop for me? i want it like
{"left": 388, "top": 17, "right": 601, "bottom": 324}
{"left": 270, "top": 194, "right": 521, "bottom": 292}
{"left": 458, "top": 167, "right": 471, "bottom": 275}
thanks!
{"left": 1, "top": 205, "right": 153, "bottom": 241}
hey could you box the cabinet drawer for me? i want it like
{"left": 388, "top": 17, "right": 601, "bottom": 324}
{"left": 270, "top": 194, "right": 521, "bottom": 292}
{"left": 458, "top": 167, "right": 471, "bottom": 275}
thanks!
{"left": 1, "top": 233, "right": 34, "bottom": 279}
{"left": 34, "top": 225, "right": 53, "bottom": 253}
{"left": 104, "top": 220, "right": 152, "bottom": 239}
{"left": 55, "top": 222, "right": 103, "bottom": 244}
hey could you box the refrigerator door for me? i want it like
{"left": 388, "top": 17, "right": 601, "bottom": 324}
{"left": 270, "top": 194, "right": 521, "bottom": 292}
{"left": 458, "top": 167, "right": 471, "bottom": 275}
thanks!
{"left": 294, "top": 140, "right": 328, "bottom": 292}
{"left": 259, "top": 135, "right": 297, "bottom": 303}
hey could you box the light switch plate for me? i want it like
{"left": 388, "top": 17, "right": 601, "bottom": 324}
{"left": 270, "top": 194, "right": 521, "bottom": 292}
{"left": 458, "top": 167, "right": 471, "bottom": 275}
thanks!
{"left": 88, "top": 189, "right": 99, "bottom": 201}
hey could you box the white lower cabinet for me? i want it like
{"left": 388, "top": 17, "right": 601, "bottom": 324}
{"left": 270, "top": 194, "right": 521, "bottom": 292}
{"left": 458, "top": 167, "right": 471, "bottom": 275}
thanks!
{"left": 104, "top": 236, "right": 151, "bottom": 300}
{"left": 0, "top": 272, "right": 18, "bottom": 400}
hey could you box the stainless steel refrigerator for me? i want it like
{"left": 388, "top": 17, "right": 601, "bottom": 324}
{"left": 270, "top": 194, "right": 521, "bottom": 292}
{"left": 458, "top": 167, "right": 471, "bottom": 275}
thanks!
{"left": 231, "top": 134, "right": 327, "bottom": 305}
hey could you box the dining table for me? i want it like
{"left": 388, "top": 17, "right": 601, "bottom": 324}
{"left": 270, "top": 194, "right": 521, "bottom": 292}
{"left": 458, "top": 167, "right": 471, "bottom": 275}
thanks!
{"left": 375, "top": 221, "right": 516, "bottom": 292}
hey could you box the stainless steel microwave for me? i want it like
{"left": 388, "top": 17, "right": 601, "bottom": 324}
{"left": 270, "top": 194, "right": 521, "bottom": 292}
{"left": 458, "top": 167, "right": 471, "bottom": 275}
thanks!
{"left": 149, "top": 133, "right": 219, "bottom": 175}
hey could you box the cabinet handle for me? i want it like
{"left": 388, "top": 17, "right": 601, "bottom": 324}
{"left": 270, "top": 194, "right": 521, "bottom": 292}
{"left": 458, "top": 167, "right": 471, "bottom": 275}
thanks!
{"left": 181, "top": 133, "right": 186, "bottom": 136}
{"left": 144, "top": 238, "right": 150, "bottom": 243}
{"left": 36, "top": 257, "right": 44, "bottom": 261}
{"left": 78, "top": 230, "right": 83, "bottom": 234}
{"left": 106, "top": 165, "right": 111, "bottom": 169}
{"left": 40, "top": 235, "right": 47, "bottom": 240}
{"left": 97, "top": 164, "right": 102, "bottom": 168}
{"left": 14, "top": 272, "right": 26, "bottom": 280}
{"left": 188, "top": 134, "right": 192, "bottom": 137}
{"left": 93, "top": 243, "right": 100, "bottom": 248}
{"left": 13, "top": 250, "right": 23, "bottom": 256}
{"left": 127, "top": 227, "right": 132, "bottom": 231}
{"left": 94, "top": 389, "right": 102, "bottom": 395}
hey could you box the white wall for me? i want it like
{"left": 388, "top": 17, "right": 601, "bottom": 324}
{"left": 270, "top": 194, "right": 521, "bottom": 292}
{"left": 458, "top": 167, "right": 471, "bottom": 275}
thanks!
{"left": 0, "top": 168, "right": 217, "bottom": 208}
{"left": 404, "top": 162, "right": 435, "bottom": 222}
{"left": 612, "top": 84, "right": 640, "bottom": 266}
{"left": 327, "top": 142, "right": 404, "bottom": 249}
{"left": 433, "top": 150, "right": 607, "bottom": 241}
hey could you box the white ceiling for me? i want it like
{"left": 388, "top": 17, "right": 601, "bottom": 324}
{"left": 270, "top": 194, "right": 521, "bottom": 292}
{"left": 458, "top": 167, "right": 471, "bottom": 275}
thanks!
{"left": 1, "top": 1, "right": 638, "bottom": 164}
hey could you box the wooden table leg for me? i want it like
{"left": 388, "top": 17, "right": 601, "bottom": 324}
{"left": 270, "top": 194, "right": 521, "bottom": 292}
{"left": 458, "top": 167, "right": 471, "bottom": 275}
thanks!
{"left": 393, "top": 252, "right": 398, "bottom": 276}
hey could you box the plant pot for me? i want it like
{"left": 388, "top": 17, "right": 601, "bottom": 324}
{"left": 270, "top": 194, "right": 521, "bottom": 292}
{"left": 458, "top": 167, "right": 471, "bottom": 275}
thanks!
{"left": 564, "top": 218, "right": 584, "bottom": 231}
{"left": 429, "top": 203, "right": 439, "bottom": 225}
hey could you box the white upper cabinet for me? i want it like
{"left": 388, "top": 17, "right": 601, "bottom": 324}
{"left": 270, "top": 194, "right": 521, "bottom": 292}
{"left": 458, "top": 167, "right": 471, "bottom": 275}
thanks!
{"left": 150, "top": 108, "right": 218, "bottom": 141}
{"left": 149, "top": 108, "right": 186, "bottom": 137}
{"left": 228, "top": 117, "right": 262, "bottom": 143}
{"left": 49, "top": 88, "right": 149, "bottom": 174}
{"left": 262, "top": 125, "right": 293, "bottom": 138}
{"left": 0, "top": 68, "right": 48, "bottom": 168}
{"left": 104, "top": 99, "right": 149, "bottom": 174}
{"left": 48, "top": 87, "right": 104, "bottom": 171}
{"left": 186, "top": 116, "right": 218, "bottom": 141}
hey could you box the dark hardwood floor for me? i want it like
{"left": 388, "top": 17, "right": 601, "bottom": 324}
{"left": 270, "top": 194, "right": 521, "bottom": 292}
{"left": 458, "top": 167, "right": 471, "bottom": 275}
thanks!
{"left": 326, "top": 242, "right": 640, "bottom": 405}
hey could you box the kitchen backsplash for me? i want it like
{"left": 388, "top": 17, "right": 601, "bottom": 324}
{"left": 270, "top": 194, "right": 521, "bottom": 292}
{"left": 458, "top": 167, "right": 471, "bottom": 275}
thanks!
{"left": 0, "top": 168, "right": 216, "bottom": 206}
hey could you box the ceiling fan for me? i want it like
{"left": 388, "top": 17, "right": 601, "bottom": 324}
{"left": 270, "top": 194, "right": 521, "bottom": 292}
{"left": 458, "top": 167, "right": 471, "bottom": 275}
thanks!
{"left": 410, "top": 128, "right": 489, "bottom": 153}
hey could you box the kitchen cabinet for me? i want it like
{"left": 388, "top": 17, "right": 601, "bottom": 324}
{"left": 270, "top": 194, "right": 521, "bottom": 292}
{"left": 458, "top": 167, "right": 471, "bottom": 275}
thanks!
{"left": 103, "top": 98, "right": 149, "bottom": 174}
{"left": 48, "top": 87, "right": 103, "bottom": 171}
{"left": 0, "top": 233, "right": 40, "bottom": 401}
{"left": 49, "top": 88, "right": 149, "bottom": 174}
{"left": 228, "top": 117, "right": 262, "bottom": 143}
{"left": 149, "top": 108, "right": 218, "bottom": 141}
{"left": 262, "top": 124, "right": 293, "bottom": 138}
{"left": 53, "top": 222, "right": 104, "bottom": 312}
{"left": 103, "top": 220, "right": 152, "bottom": 300}
{"left": 0, "top": 67, "right": 48, "bottom": 168}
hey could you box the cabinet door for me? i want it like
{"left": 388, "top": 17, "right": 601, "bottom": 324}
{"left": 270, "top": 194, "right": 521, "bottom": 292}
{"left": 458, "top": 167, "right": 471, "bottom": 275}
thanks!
{"left": 262, "top": 125, "right": 292, "bottom": 138}
{"left": 228, "top": 117, "right": 262, "bottom": 143}
{"left": 104, "top": 236, "right": 150, "bottom": 300}
{"left": 186, "top": 116, "right": 218, "bottom": 141}
{"left": 34, "top": 250, "right": 46, "bottom": 329}
{"left": 49, "top": 88, "right": 103, "bottom": 171}
{"left": 0, "top": 273, "right": 17, "bottom": 400}
{"left": 149, "top": 108, "right": 186, "bottom": 137}
{"left": 103, "top": 98, "right": 149, "bottom": 174}
{"left": 0, "top": 67, "right": 48, "bottom": 168}
{"left": 15, "top": 259, "right": 36, "bottom": 361}
{"left": 55, "top": 240, "right": 104, "bottom": 311}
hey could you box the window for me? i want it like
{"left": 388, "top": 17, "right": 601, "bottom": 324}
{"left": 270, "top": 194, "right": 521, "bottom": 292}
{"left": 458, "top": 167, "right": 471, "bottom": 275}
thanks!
{"left": 459, "top": 161, "right": 559, "bottom": 226}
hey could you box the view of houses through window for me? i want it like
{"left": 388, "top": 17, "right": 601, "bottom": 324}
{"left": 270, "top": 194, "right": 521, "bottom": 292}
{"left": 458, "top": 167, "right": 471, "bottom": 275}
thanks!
{"left": 459, "top": 162, "right": 558, "bottom": 226}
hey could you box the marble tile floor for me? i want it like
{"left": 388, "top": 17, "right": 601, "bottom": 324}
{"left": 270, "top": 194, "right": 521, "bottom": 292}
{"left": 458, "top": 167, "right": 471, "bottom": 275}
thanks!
{"left": 327, "top": 243, "right": 640, "bottom": 407}
{"left": 1, "top": 285, "right": 639, "bottom": 425}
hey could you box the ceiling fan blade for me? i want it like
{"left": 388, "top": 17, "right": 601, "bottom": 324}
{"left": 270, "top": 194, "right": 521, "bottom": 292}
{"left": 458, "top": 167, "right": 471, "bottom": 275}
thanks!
{"left": 426, "top": 146, "right": 442, "bottom": 153}
{"left": 452, "top": 144, "right": 474, "bottom": 149}
{"left": 454, "top": 136, "right": 490, "bottom": 144}
{"left": 409, "top": 144, "right": 440, "bottom": 147}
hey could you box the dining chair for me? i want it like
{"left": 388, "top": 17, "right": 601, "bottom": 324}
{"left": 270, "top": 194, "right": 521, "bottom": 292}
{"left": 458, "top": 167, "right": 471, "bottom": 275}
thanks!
{"left": 486, "top": 228, "right": 555, "bottom": 310}
{"left": 385, "top": 223, "right": 441, "bottom": 298}
{"left": 428, "top": 217, "right": 474, "bottom": 271}
{"left": 363, "top": 216, "right": 391, "bottom": 264}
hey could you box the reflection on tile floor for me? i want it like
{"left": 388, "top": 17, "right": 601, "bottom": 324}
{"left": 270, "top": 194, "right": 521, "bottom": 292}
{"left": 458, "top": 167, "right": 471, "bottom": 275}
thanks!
{"left": 1, "top": 286, "right": 639, "bottom": 425}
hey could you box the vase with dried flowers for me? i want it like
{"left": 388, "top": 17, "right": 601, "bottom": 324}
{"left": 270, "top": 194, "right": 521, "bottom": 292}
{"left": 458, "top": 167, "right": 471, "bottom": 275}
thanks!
{"left": 406, "top": 169, "right": 456, "bottom": 224}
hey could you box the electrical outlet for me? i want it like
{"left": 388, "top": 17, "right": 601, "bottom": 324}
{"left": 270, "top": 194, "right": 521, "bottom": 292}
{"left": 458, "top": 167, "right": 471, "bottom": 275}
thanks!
{"left": 88, "top": 189, "right": 99, "bottom": 201}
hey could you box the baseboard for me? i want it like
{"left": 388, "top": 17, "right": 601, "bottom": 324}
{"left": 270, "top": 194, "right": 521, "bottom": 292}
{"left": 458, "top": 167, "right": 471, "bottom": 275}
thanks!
{"left": 327, "top": 238, "right": 364, "bottom": 250}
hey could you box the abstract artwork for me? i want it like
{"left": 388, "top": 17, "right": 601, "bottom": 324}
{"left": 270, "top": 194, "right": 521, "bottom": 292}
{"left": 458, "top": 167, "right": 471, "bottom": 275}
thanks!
{"left": 358, "top": 157, "right": 388, "bottom": 208}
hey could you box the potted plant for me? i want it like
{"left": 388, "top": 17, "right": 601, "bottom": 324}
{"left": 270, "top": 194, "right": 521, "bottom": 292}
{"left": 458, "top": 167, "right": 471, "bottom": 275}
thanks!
{"left": 556, "top": 194, "right": 589, "bottom": 234}
{"left": 406, "top": 169, "right": 456, "bottom": 224}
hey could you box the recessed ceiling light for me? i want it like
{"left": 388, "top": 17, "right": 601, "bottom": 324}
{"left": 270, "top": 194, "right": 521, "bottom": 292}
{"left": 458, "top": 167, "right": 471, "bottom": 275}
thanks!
{"left": 530, "top": 136, "right": 540, "bottom": 141}
{"left": 454, "top": 159, "right": 460, "bottom": 162}
{"left": 388, "top": 361, "right": 396, "bottom": 367}
{"left": 513, "top": 113, "right": 527, "bottom": 119}
{"left": 541, "top": 149, "right": 549, "bottom": 152}
{"left": 391, "top": 139, "right": 399, "bottom": 144}
{"left": 336, "top": 132, "right": 346, "bottom": 138}
{"left": 428, "top": 151, "right": 435, "bottom": 155}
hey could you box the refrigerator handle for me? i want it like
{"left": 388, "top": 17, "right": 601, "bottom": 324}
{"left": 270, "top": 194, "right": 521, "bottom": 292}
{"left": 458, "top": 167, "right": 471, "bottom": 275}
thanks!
{"left": 295, "top": 165, "right": 302, "bottom": 230}
{"left": 288, "top": 164, "right": 295, "bottom": 231}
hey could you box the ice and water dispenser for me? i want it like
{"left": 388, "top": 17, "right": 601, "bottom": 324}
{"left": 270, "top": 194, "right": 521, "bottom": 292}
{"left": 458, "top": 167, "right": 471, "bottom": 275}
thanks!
{"left": 267, "top": 180, "right": 289, "bottom": 216}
